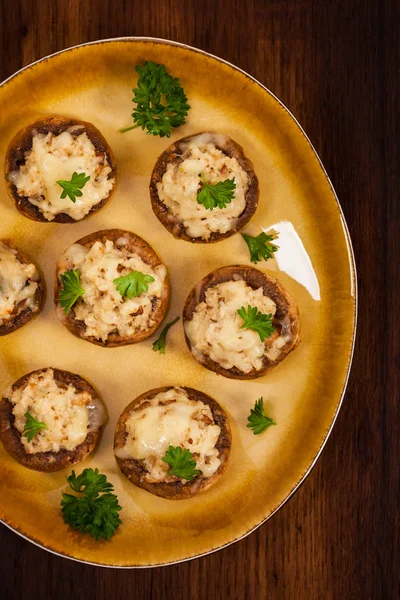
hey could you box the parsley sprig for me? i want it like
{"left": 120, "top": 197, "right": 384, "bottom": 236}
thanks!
{"left": 152, "top": 316, "right": 180, "bottom": 354}
{"left": 247, "top": 398, "right": 276, "bottom": 435}
{"left": 120, "top": 61, "right": 190, "bottom": 137}
{"left": 242, "top": 232, "right": 279, "bottom": 264}
{"left": 197, "top": 175, "right": 236, "bottom": 210}
{"left": 58, "top": 270, "right": 85, "bottom": 315}
{"left": 162, "top": 445, "right": 201, "bottom": 480}
{"left": 61, "top": 468, "right": 122, "bottom": 541}
{"left": 22, "top": 411, "right": 48, "bottom": 442}
{"left": 113, "top": 270, "right": 155, "bottom": 299}
{"left": 56, "top": 172, "right": 90, "bottom": 203}
{"left": 237, "top": 305, "right": 275, "bottom": 342}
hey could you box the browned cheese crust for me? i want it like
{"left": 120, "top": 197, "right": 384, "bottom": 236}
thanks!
{"left": 54, "top": 229, "right": 170, "bottom": 347}
{"left": 0, "top": 239, "right": 44, "bottom": 336}
{"left": 149, "top": 132, "right": 259, "bottom": 243}
{"left": 4, "top": 115, "right": 116, "bottom": 223}
{"left": 0, "top": 368, "right": 103, "bottom": 472}
{"left": 183, "top": 265, "right": 301, "bottom": 379}
{"left": 114, "top": 386, "right": 232, "bottom": 500}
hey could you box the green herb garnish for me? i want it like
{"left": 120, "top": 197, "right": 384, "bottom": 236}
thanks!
{"left": 58, "top": 270, "right": 85, "bottom": 315}
{"left": 237, "top": 305, "right": 275, "bottom": 342}
{"left": 120, "top": 61, "right": 190, "bottom": 137}
{"left": 113, "top": 270, "right": 155, "bottom": 299}
{"left": 247, "top": 398, "right": 276, "bottom": 435}
{"left": 197, "top": 174, "right": 236, "bottom": 210}
{"left": 241, "top": 232, "right": 279, "bottom": 264}
{"left": 56, "top": 172, "right": 90, "bottom": 203}
{"left": 162, "top": 445, "right": 201, "bottom": 481}
{"left": 61, "top": 468, "right": 122, "bottom": 541}
{"left": 22, "top": 411, "right": 48, "bottom": 442}
{"left": 152, "top": 316, "right": 180, "bottom": 354}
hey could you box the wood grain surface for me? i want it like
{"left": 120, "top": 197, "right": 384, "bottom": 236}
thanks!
{"left": 0, "top": 1, "right": 398, "bottom": 598}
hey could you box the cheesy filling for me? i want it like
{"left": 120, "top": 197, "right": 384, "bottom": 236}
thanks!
{"left": 0, "top": 242, "right": 40, "bottom": 326}
{"left": 185, "top": 279, "right": 290, "bottom": 373}
{"left": 8, "top": 369, "right": 104, "bottom": 454}
{"left": 9, "top": 128, "right": 114, "bottom": 221}
{"left": 156, "top": 133, "right": 249, "bottom": 239}
{"left": 115, "top": 387, "right": 221, "bottom": 483}
{"left": 58, "top": 239, "right": 166, "bottom": 342}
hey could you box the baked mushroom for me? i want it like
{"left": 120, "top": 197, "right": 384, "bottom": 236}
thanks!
{"left": 0, "top": 239, "right": 44, "bottom": 336}
{"left": 55, "top": 229, "right": 169, "bottom": 347}
{"left": 114, "top": 386, "right": 231, "bottom": 500}
{"left": 149, "top": 132, "right": 258, "bottom": 242}
{"left": 5, "top": 116, "right": 116, "bottom": 223}
{"left": 0, "top": 368, "right": 106, "bottom": 472}
{"left": 183, "top": 266, "right": 300, "bottom": 379}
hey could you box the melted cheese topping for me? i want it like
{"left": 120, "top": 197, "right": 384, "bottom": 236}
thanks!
{"left": 0, "top": 242, "right": 40, "bottom": 326}
{"left": 58, "top": 239, "right": 166, "bottom": 342}
{"left": 185, "top": 279, "right": 290, "bottom": 373}
{"left": 115, "top": 387, "right": 221, "bottom": 483}
{"left": 156, "top": 133, "right": 249, "bottom": 239}
{"left": 9, "top": 128, "right": 114, "bottom": 221}
{"left": 8, "top": 369, "right": 105, "bottom": 454}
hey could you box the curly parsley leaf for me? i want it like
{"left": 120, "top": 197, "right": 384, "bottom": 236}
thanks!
{"left": 22, "top": 411, "right": 48, "bottom": 442}
{"left": 241, "top": 232, "right": 279, "bottom": 264}
{"left": 113, "top": 270, "right": 155, "bottom": 299}
{"left": 58, "top": 270, "right": 85, "bottom": 315}
{"left": 152, "top": 316, "right": 180, "bottom": 354}
{"left": 237, "top": 305, "right": 275, "bottom": 342}
{"left": 162, "top": 445, "right": 201, "bottom": 480}
{"left": 61, "top": 468, "right": 122, "bottom": 541}
{"left": 56, "top": 172, "right": 90, "bottom": 203}
{"left": 196, "top": 175, "right": 236, "bottom": 210}
{"left": 247, "top": 397, "right": 276, "bottom": 435}
{"left": 120, "top": 61, "right": 190, "bottom": 137}
{"left": 66, "top": 468, "right": 115, "bottom": 497}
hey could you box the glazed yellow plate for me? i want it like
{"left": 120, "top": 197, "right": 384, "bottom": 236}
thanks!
{"left": 0, "top": 38, "right": 356, "bottom": 567}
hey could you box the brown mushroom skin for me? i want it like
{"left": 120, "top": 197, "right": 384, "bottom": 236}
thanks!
{"left": 4, "top": 115, "right": 116, "bottom": 223}
{"left": 0, "top": 368, "right": 105, "bottom": 472}
{"left": 114, "top": 386, "right": 232, "bottom": 500}
{"left": 149, "top": 132, "right": 259, "bottom": 243}
{"left": 55, "top": 229, "right": 170, "bottom": 348}
{"left": 0, "top": 240, "right": 44, "bottom": 337}
{"left": 183, "top": 266, "right": 301, "bottom": 380}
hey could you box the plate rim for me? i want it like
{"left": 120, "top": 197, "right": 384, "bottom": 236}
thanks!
{"left": 0, "top": 35, "right": 358, "bottom": 568}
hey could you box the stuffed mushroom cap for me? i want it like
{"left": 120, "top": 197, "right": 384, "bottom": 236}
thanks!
{"left": 55, "top": 229, "right": 169, "bottom": 347}
{"left": 0, "top": 239, "right": 44, "bottom": 336}
{"left": 150, "top": 132, "right": 258, "bottom": 242}
{"left": 183, "top": 265, "right": 300, "bottom": 379}
{"left": 5, "top": 115, "right": 116, "bottom": 223}
{"left": 114, "top": 386, "right": 231, "bottom": 499}
{"left": 0, "top": 368, "right": 106, "bottom": 472}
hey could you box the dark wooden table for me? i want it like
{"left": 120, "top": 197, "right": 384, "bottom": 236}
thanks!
{"left": 1, "top": 1, "right": 399, "bottom": 598}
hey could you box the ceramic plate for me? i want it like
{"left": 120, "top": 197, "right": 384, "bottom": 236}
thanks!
{"left": 0, "top": 38, "right": 356, "bottom": 567}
